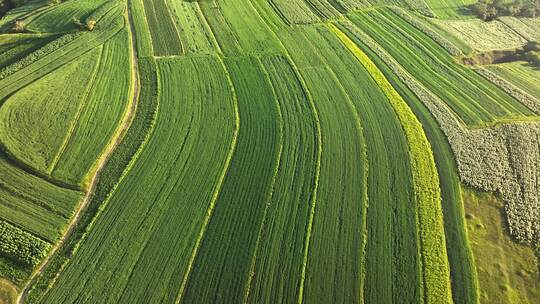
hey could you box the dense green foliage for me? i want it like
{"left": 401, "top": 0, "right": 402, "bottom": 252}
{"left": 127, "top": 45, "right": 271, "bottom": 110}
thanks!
{"left": 0, "top": 220, "right": 51, "bottom": 267}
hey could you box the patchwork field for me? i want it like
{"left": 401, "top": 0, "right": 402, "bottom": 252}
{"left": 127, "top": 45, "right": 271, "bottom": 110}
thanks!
{"left": 0, "top": 0, "right": 538, "bottom": 303}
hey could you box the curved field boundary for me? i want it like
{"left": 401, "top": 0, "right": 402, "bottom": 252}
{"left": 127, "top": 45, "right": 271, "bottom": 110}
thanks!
{"left": 299, "top": 25, "right": 421, "bottom": 304}
{"left": 330, "top": 23, "right": 452, "bottom": 304}
{"left": 178, "top": 55, "right": 280, "bottom": 304}
{"left": 51, "top": 29, "right": 135, "bottom": 187}
{"left": 16, "top": 5, "right": 141, "bottom": 303}
{"left": 347, "top": 22, "right": 479, "bottom": 302}
{"left": 0, "top": 4, "right": 125, "bottom": 101}
{"left": 240, "top": 55, "right": 321, "bottom": 304}
{"left": 128, "top": 0, "right": 154, "bottom": 57}
{"left": 0, "top": 47, "right": 102, "bottom": 181}
{"left": 141, "top": 0, "right": 183, "bottom": 56}
{"left": 36, "top": 56, "right": 238, "bottom": 304}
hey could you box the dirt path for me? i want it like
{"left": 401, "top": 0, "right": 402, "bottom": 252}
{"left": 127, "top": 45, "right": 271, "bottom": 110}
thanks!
{"left": 16, "top": 3, "right": 140, "bottom": 303}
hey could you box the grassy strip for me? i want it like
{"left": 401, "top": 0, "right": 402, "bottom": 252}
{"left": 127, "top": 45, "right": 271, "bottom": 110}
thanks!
{"left": 331, "top": 23, "right": 452, "bottom": 304}
{"left": 39, "top": 56, "right": 236, "bottom": 303}
{"left": 244, "top": 55, "right": 320, "bottom": 304}
{"left": 0, "top": 34, "right": 58, "bottom": 70}
{"left": 51, "top": 29, "right": 133, "bottom": 187}
{"left": 0, "top": 47, "right": 100, "bottom": 178}
{"left": 24, "top": 57, "right": 159, "bottom": 304}
{"left": 0, "top": 152, "right": 82, "bottom": 244}
{"left": 0, "top": 4, "right": 124, "bottom": 100}
{"left": 349, "top": 8, "right": 536, "bottom": 126}
{"left": 390, "top": 6, "right": 462, "bottom": 56}
{"left": 0, "top": 220, "right": 51, "bottom": 268}
{"left": 477, "top": 65, "right": 540, "bottom": 114}
{"left": 24, "top": 0, "right": 109, "bottom": 33}
{"left": 165, "top": 0, "right": 216, "bottom": 55}
{"left": 348, "top": 24, "right": 479, "bottom": 303}
{"left": 128, "top": 0, "right": 153, "bottom": 57}
{"left": 303, "top": 25, "right": 421, "bottom": 303}
{"left": 141, "top": 0, "right": 183, "bottom": 56}
{"left": 179, "top": 56, "right": 280, "bottom": 304}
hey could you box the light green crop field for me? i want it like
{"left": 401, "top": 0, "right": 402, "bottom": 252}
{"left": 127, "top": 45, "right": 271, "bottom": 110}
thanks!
{"left": 0, "top": 0, "right": 538, "bottom": 303}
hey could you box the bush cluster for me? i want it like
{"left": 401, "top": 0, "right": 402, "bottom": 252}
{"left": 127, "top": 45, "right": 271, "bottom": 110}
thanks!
{"left": 343, "top": 21, "right": 540, "bottom": 245}
{"left": 0, "top": 220, "right": 52, "bottom": 267}
{"left": 471, "top": 0, "right": 540, "bottom": 21}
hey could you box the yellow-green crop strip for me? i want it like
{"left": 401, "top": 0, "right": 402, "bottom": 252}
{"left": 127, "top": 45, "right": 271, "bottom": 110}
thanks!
{"left": 330, "top": 23, "right": 452, "bottom": 304}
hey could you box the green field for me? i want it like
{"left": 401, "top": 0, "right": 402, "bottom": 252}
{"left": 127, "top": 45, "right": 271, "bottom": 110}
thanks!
{"left": 0, "top": 0, "right": 539, "bottom": 303}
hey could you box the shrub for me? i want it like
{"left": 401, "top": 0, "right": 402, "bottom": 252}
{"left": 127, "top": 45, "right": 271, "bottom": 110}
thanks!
{"left": 11, "top": 19, "right": 25, "bottom": 32}
{"left": 86, "top": 19, "right": 96, "bottom": 31}
{"left": 0, "top": 220, "right": 52, "bottom": 267}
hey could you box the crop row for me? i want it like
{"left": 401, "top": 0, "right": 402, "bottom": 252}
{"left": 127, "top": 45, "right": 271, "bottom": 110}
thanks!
{"left": 338, "top": 20, "right": 479, "bottom": 303}
{"left": 340, "top": 13, "right": 540, "bottom": 248}
{"left": 38, "top": 56, "right": 238, "bottom": 303}
{"left": 24, "top": 0, "right": 109, "bottom": 33}
{"left": 0, "top": 34, "right": 57, "bottom": 70}
{"left": 499, "top": 16, "right": 540, "bottom": 42}
{"left": 268, "top": 0, "right": 321, "bottom": 24}
{"left": 166, "top": 0, "right": 216, "bottom": 55}
{"left": 0, "top": 220, "right": 51, "bottom": 268}
{"left": 128, "top": 0, "right": 153, "bottom": 57}
{"left": 310, "top": 25, "right": 421, "bottom": 303}
{"left": 197, "top": 0, "right": 282, "bottom": 56}
{"left": 0, "top": 3, "right": 125, "bottom": 100}
{"left": 331, "top": 23, "right": 452, "bottom": 304}
{"left": 50, "top": 29, "right": 133, "bottom": 187}
{"left": 348, "top": 8, "right": 536, "bottom": 126}
{"left": 483, "top": 63, "right": 540, "bottom": 103}
{"left": 141, "top": 0, "right": 183, "bottom": 56}
{"left": 181, "top": 55, "right": 283, "bottom": 303}
{"left": 391, "top": 7, "right": 462, "bottom": 56}
{"left": 0, "top": 153, "right": 82, "bottom": 244}
{"left": 25, "top": 56, "right": 160, "bottom": 304}
{"left": 423, "top": 0, "right": 476, "bottom": 19}
{"left": 0, "top": 47, "right": 101, "bottom": 179}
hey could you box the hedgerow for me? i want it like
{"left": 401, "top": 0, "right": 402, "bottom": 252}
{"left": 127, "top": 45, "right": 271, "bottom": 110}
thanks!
{"left": 0, "top": 220, "right": 51, "bottom": 267}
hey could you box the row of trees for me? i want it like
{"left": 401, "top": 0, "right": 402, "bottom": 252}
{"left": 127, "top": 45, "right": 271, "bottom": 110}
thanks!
{"left": 471, "top": 0, "right": 540, "bottom": 21}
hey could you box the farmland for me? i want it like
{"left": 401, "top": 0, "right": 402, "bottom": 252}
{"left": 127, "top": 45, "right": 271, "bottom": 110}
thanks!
{"left": 0, "top": 0, "right": 539, "bottom": 303}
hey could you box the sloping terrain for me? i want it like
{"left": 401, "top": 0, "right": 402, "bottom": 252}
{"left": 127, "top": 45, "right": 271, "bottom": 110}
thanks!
{"left": 0, "top": 0, "right": 538, "bottom": 303}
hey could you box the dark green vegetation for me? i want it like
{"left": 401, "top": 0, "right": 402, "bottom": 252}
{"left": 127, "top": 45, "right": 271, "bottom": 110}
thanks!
{"left": 0, "top": 0, "right": 539, "bottom": 303}
{"left": 471, "top": 0, "right": 540, "bottom": 21}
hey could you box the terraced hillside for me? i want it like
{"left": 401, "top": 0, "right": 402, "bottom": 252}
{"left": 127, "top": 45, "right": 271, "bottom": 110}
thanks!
{"left": 0, "top": 0, "right": 538, "bottom": 303}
